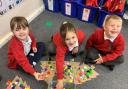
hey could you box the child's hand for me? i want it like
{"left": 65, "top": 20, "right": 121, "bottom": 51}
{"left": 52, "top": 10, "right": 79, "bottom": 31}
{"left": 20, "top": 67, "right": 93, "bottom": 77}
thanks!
{"left": 33, "top": 72, "right": 44, "bottom": 80}
{"left": 72, "top": 46, "right": 78, "bottom": 54}
{"left": 56, "top": 79, "right": 63, "bottom": 89}
{"left": 94, "top": 54, "right": 103, "bottom": 64}
{"left": 32, "top": 47, "right": 37, "bottom": 53}
{"left": 38, "top": 73, "right": 45, "bottom": 80}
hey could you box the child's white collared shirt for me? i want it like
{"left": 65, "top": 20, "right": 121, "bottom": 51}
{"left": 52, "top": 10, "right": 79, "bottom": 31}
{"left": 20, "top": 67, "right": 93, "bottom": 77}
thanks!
{"left": 104, "top": 32, "right": 117, "bottom": 42}
{"left": 22, "top": 35, "right": 32, "bottom": 55}
{"left": 68, "top": 39, "right": 79, "bottom": 51}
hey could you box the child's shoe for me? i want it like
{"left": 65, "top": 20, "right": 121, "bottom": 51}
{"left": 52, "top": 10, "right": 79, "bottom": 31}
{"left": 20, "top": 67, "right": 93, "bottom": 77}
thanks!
{"left": 102, "top": 63, "right": 115, "bottom": 71}
{"left": 107, "top": 65, "right": 115, "bottom": 71}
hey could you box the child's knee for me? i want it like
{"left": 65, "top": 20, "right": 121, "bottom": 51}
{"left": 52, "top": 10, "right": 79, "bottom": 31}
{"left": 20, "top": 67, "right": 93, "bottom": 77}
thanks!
{"left": 86, "top": 51, "right": 94, "bottom": 58}
{"left": 86, "top": 48, "right": 99, "bottom": 58}
{"left": 48, "top": 42, "right": 56, "bottom": 55}
{"left": 118, "top": 58, "right": 124, "bottom": 64}
{"left": 37, "top": 42, "right": 45, "bottom": 50}
{"left": 116, "top": 56, "right": 124, "bottom": 64}
{"left": 37, "top": 42, "right": 46, "bottom": 54}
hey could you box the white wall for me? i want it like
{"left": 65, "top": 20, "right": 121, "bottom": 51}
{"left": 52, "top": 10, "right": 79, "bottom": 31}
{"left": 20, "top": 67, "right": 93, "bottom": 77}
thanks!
{"left": 0, "top": 0, "right": 45, "bottom": 48}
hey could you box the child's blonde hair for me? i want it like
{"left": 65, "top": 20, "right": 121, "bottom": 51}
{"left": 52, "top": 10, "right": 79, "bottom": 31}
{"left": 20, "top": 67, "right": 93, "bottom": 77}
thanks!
{"left": 10, "top": 16, "right": 29, "bottom": 31}
{"left": 103, "top": 15, "right": 122, "bottom": 29}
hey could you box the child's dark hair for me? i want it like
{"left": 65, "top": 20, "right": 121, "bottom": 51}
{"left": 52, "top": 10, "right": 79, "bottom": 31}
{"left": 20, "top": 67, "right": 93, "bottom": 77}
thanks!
{"left": 60, "top": 21, "right": 76, "bottom": 41}
{"left": 10, "top": 16, "right": 29, "bottom": 31}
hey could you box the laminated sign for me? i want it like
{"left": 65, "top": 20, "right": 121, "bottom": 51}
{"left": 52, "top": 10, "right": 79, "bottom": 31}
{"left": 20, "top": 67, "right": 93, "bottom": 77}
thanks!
{"left": 65, "top": 2, "right": 71, "bottom": 16}
{"left": 48, "top": 0, "right": 53, "bottom": 11}
{"left": 82, "top": 8, "right": 90, "bottom": 21}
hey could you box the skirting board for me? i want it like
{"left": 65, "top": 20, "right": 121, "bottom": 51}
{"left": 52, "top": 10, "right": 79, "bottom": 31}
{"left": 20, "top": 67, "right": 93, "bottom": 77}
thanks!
{"left": 0, "top": 6, "right": 45, "bottom": 48}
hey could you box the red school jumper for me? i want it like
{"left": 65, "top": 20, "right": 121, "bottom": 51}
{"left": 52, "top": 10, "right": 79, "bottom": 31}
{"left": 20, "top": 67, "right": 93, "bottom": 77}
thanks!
{"left": 53, "top": 29, "right": 86, "bottom": 79}
{"left": 8, "top": 32, "right": 36, "bottom": 75}
{"left": 86, "top": 28, "right": 125, "bottom": 62}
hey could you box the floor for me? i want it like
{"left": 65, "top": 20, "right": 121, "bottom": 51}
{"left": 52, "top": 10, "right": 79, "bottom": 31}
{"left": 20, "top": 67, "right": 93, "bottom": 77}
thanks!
{"left": 0, "top": 10, "right": 128, "bottom": 89}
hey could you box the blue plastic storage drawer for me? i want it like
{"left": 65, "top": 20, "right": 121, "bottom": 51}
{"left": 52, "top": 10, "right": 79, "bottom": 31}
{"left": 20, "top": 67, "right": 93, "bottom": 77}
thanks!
{"left": 43, "top": 0, "right": 60, "bottom": 12}
{"left": 77, "top": 0, "right": 98, "bottom": 23}
{"left": 61, "top": 0, "right": 79, "bottom": 18}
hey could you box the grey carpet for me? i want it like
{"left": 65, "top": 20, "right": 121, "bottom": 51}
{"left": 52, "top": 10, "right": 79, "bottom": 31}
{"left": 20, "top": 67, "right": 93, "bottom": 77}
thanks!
{"left": 0, "top": 10, "right": 128, "bottom": 89}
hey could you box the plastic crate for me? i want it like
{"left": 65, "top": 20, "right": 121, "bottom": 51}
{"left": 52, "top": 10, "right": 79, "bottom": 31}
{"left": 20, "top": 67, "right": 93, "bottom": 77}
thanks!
{"left": 48, "top": 80, "right": 75, "bottom": 89}
{"left": 43, "top": 0, "right": 60, "bottom": 12}
{"left": 77, "top": 0, "right": 98, "bottom": 23}
{"left": 60, "top": 0, "right": 79, "bottom": 18}
{"left": 97, "top": 9, "right": 124, "bottom": 28}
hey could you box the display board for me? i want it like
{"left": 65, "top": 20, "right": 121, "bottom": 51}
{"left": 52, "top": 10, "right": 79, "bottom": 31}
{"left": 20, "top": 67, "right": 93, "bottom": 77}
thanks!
{"left": 0, "top": 0, "right": 23, "bottom": 15}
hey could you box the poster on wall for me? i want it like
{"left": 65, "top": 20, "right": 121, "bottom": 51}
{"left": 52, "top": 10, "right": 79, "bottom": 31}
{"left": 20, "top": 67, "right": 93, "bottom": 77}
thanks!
{"left": 15, "top": 0, "right": 22, "bottom": 5}
{"left": 0, "top": 0, "right": 23, "bottom": 15}
{"left": 8, "top": 0, "right": 15, "bottom": 10}
{"left": 0, "top": 0, "right": 8, "bottom": 15}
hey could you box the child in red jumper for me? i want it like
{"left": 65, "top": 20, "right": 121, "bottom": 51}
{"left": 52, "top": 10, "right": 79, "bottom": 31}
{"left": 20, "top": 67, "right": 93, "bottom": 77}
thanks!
{"left": 85, "top": 15, "right": 125, "bottom": 71}
{"left": 8, "top": 16, "right": 46, "bottom": 80}
{"left": 48, "top": 22, "right": 86, "bottom": 89}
